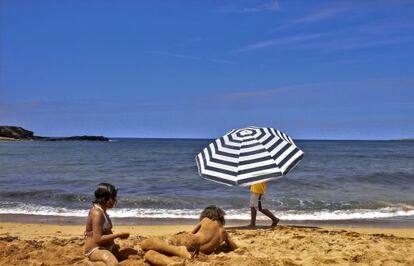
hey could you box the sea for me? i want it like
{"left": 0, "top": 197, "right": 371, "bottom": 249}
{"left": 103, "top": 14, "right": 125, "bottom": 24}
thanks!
{"left": 1, "top": 139, "right": 413, "bottom": 226}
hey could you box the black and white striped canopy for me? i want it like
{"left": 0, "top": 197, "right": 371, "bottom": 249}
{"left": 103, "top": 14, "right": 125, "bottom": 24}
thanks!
{"left": 196, "top": 126, "right": 304, "bottom": 186}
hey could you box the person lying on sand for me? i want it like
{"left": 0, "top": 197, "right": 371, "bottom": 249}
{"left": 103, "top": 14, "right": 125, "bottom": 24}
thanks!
{"left": 84, "top": 183, "right": 130, "bottom": 265}
{"left": 141, "top": 205, "right": 238, "bottom": 266}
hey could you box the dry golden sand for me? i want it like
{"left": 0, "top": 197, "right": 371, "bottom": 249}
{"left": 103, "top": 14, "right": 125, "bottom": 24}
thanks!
{"left": 1, "top": 222, "right": 413, "bottom": 265}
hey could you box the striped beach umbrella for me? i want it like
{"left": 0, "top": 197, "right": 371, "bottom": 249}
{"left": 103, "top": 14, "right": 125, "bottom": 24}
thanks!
{"left": 196, "top": 126, "right": 304, "bottom": 186}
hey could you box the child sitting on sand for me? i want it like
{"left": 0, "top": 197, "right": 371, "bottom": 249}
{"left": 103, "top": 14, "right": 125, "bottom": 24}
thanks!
{"left": 249, "top": 182, "right": 279, "bottom": 227}
{"left": 84, "top": 183, "right": 130, "bottom": 265}
{"left": 141, "top": 205, "right": 238, "bottom": 266}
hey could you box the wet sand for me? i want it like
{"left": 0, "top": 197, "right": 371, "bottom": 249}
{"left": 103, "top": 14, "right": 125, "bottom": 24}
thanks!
{"left": 1, "top": 222, "right": 413, "bottom": 265}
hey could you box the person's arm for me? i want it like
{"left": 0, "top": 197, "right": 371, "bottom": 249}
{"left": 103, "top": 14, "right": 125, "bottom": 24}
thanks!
{"left": 224, "top": 231, "right": 238, "bottom": 251}
{"left": 191, "top": 222, "right": 202, "bottom": 234}
{"left": 91, "top": 211, "right": 129, "bottom": 245}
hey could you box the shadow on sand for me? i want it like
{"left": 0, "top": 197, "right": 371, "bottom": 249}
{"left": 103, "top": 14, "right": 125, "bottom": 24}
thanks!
{"left": 225, "top": 224, "right": 321, "bottom": 231}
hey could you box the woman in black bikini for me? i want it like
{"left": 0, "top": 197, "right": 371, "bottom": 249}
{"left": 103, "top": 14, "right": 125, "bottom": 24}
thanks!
{"left": 84, "top": 183, "right": 130, "bottom": 265}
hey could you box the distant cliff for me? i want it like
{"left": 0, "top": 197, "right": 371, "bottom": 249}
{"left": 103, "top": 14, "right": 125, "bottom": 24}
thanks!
{"left": 0, "top": 126, "right": 34, "bottom": 140}
{"left": 0, "top": 126, "right": 109, "bottom": 141}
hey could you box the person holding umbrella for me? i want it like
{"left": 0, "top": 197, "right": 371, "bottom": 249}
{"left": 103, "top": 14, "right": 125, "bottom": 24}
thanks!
{"left": 248, "top": 181, "right": 279, "bottom": 228}
{"left": 196, "top": 126, "right": 303, "bottom": 227}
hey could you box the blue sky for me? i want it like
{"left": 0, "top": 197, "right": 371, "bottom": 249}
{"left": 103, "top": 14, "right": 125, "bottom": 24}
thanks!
{"left": 1, "top": 0, "right": 414, "bottom": 139}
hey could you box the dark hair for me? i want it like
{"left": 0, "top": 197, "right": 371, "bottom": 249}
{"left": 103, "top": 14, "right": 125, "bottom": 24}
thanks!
{"left": 200, "top": 205, "right": 226, "bottom": 225}
{"left": 93, "top": 183, "right": 117, "bottom": 204}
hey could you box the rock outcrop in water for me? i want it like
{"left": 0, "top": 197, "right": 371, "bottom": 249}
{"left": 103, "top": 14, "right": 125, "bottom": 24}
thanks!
{"left": 0, "top": 126, "right": 109, "bottom": 141}
{"left": 0, "top": 126, "right": 35, "bottom": 140}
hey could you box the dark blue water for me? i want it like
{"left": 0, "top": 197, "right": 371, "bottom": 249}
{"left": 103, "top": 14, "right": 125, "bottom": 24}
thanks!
{"left": 1, "top": 139, "right": 413, "bottom": 221}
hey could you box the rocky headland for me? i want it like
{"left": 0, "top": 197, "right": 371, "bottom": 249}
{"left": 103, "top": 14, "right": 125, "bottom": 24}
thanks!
{"left": 0, "top": 126, "right": 109, "bottom": 141}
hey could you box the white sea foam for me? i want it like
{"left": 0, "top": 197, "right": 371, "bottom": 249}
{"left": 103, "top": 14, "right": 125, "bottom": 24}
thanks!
{"left": 1, "top": 202, "right": 414, "bottom": 221}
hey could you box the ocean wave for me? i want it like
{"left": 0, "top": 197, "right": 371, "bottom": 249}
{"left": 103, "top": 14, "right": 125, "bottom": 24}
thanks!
{"left": 2, "top": 191, "right": 413, "bottom": 212}
{"left": 344, "top": 172, "right": 414, "bottom": 185}
{"left": 1, "top": 202, "right": 413, "bottom": 221}
{"left": 0, "top": 191, "right": 91, "bottom": 208}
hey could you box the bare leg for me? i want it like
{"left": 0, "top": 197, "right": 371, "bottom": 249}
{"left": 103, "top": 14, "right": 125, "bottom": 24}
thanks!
{"left": 249, "top": 207, "right": 257, "bottom": 227}
{"left": 144, "top": 250, "right": 184, "bottom": 266}
{"left": 259, "top": 208, "right": 279, "bottom": 227}
{"left": 141, "top": 238, "right": 190, "bottom": 259}
{"left": 89, "top": 249, "right": 118, "bottom": 266}
{"left": 168, "top": 233, "right": 200, "bottom": 253}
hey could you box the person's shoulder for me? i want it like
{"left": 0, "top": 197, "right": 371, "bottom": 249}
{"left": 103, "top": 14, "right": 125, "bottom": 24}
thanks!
{"left": 200, "top": 217, "right": 217, "bottom": 225}
{"left": 200, "top": 217, "right": 211, "bottom": 223}
{"left": 201, "top": 217, "right": 224, "bottom": 227}
{"left": 90, "top": 207, "right": 104, "bottom": 219}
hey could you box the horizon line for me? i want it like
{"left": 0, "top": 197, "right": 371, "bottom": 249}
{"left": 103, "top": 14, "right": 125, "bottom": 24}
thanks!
{"left": 108, "top": 136, "right": 412, "bottom": 141}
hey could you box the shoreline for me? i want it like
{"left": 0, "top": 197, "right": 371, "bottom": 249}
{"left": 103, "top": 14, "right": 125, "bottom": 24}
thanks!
{"left": 1, "top": 213, "right": 414, "bottom": 228}
{"left": 2, "top": 222, "right": 414, "bottom": 239}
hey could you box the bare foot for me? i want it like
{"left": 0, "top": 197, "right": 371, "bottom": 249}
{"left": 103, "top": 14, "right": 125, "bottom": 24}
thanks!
{"left": 271, "top": 218, "right": 280, "bottom": 228}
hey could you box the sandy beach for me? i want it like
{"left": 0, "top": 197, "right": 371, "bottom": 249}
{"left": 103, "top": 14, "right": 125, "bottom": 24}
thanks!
{"left": 1, "top": 222, "right": 413, "bottom": 265}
